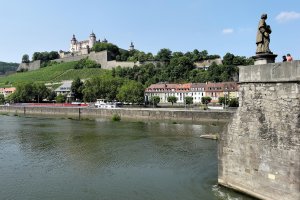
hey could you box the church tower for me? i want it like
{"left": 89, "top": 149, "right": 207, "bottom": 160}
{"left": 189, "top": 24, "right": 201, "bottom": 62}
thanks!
{"left": 89, "top": 32, "right": 96, "bottom": 48}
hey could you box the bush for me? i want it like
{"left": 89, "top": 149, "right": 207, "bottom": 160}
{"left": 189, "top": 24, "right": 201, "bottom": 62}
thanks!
{"left": 74, "top": 58, "right": 101, "bottom": 69}
{"left": 55, "top": 94, "right": 66, "bottom": 103}
{"left": 229, "top": 98, "right": 239, "bottom": 107}
{"left": 112, "top": 113, "right": 121, "bottom": 121}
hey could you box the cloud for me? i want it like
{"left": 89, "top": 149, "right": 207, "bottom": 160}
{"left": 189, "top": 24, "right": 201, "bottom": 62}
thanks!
{"left": 276, "top": 11, "right": 300, "bottom": 23}
{"left": 222, "top": 28, "right": 234, "bottom": 34}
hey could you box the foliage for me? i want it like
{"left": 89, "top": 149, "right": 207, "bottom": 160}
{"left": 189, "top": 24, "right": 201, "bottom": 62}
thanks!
{"left": 111, "top": 49, "right": 251, "bottom": 84}
{"left": 74, "top": 58, "right": 101, "bottom": 69}
{"left": 155, "top": 48, "right": 172, "bottom": 63}
{"left": 71, "top": 77, "right": 84, "bottom": 101}
{"left": 185, "top": 96, "right": 193, "bottom": 105}
{"left": 201, "top": 96, "right": 212, "bottom": 105}
{"left": 33, "top": 83, "right": 50, "bottom": 103}
{"left": 0, "top": 94, "right": 5, "bottom": 104}
{"left": 116, "top": 80, "right": 145, "bottom": 104}
{"left": 22, "top": 54, "right": 30, "bottom": 63}
{"left": 83, "top": 76, "right": 124, "bottom": 102}
{"left": 112, "top": 113, "right": 121, "bottom": 121}
{"left": 218, "top": 96, "right": 229, "bottom": 105}
{"left": 149, "top": 96, "right": 160, "bottom": 106}
{"left": 32, "top": 51, "right": 59, "bottom": 63}
{"left": 47, "top": 91, "right": 57, "bottom": 102}
{"left": 228, "top": 98, "right": 239, "bottom": 107}
{"left": 8, "top": 82, "right": 50, "bottom": 103}
{"left": 167, "top": 96, "right": 178, "bottom": 105}
{"left": 91, "top": 43, "right": 120, "bottom": 59}
{"left": 55, "top": 94, "right": 66, "bottom": 103}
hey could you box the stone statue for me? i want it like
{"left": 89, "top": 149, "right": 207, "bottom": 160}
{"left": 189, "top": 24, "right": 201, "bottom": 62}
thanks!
{"left": 256, "top": 14, "right": 272, "bottom": 54}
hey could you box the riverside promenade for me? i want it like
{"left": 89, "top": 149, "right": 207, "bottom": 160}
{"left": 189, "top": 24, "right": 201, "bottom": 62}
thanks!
{"left": 0, "top": 105, "right": 235, "bottom": 122}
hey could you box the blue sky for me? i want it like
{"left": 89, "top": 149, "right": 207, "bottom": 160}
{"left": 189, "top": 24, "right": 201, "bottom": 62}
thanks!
{"left": 1, "top": 0, "right": 300, "bottom": 63}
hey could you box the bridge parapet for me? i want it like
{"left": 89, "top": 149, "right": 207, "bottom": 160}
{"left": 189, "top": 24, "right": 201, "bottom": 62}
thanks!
{"left": 218, "top": 61, "right": 300, "bottom": 200}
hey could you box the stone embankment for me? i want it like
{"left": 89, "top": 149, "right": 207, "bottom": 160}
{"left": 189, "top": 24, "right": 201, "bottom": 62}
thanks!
{"left": 0, "top": 106, "right": 234, "bottom": 122}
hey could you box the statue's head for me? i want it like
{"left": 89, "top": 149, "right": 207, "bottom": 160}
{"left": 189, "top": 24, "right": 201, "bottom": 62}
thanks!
{"left": 261, "top": 13, "right": 267, "bottom": 19}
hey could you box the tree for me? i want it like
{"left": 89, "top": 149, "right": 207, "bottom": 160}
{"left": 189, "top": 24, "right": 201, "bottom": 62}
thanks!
{"left": 91, "top": 43, "right": 120, "bottom": 59}
{"left": 167, "top": 96, "right": 178, "bottom": 106}
{"left": 33, "top": 83, "right": 50, "bottom": 103}
{"left": 0, "top": 94, "right": 5, "bottom": 104}
{"left": 117, "top": 80, "right": 144, "bottom": 104}
{"left": 229, "top": 98, "right": 239, "bottom": 107}
{"left": 48, "top": 91, "right": 57, "bottom": 102}
{"left": 10, "top": 83, "right": 35, "bottom": 102}
{"left": 55, "top": 94, "right": 66, "bottom": 103}
{"left": 156, "top": 48, "right": 172, "bottom": 63}
{"left": 185, "top": 96, "right": 193, "bottom": 106}
{"left": 218, "top": 96, "right": 229, "bottom": 106}
{"left": 201, "top": 96, "right": 212, "bottom": 105}
{"left": 149, "top": 96, "right": 160, "bottom": 107}
{"left": 71, "top": 77, "right": 84, "bottom": 101}
{"left": 74, "top": 58, "right": 101, "bottom": 69}
{"left": 22, "top": 54, "right": 30, "bottom": 63}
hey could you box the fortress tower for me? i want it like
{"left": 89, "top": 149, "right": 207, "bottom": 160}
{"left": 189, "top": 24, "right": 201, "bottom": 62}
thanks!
{"left": 89, "top": 32, "right": 96, "bottom": 48}
{"left": 129, "top": 42, "right": 134, "bottom": 51}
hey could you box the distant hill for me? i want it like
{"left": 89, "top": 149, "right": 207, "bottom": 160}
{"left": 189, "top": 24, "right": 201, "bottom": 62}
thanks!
{"left": 0, "top": 61, "right": 19, "bottom": 75}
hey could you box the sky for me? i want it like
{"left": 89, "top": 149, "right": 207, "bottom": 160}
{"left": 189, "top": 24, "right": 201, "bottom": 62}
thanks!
{"left": 0, "top": 0, "right": 300, "bottom": 63}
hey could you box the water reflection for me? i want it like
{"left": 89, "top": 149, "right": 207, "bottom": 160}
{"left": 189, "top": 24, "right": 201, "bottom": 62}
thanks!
{"left": 0, "top": 115, "right": 254, "bottom": 200}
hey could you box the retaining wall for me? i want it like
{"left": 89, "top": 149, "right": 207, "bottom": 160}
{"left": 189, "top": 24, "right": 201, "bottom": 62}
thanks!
{"left": 0, "top": 106, "right": 234, "bottom": 122}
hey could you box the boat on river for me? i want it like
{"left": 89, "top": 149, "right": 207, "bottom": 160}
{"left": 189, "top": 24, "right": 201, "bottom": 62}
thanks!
{"left": 95, "top": 99, "right": 117, "bottom": 109}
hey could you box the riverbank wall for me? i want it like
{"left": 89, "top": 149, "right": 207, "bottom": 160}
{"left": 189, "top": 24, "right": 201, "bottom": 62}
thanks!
{"left": 218, "top": 61, "right": 300, "bottom": 200}
{"left": 0, "top": 106, "right": 234, "bottom": 122}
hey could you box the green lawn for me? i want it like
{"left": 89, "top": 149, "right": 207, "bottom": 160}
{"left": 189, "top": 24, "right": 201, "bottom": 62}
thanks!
{"left": 0, "top": 61, "right": 111, "bottom": 87}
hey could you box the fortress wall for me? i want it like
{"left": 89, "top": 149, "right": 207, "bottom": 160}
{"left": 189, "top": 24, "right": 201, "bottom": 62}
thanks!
{"left": 54, "top": 54, "right": 88, "bottom": 63}
{"left": 87, "top": 51, "right": 109, "bottom": 67}
{"left": 17, "top": 50, "right": 142, "bottom": 72}
{"left": 17, "top": 60, "right": 41, "bottom": 71}
{"left": 218, "top": 61, "right": 300, "bottom": 200}
{"left": 105, "top": 60, "right": 138, "bottom": 70}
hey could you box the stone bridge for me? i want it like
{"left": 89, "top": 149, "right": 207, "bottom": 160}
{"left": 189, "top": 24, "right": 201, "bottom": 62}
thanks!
{"left": 218, "top": 61, "right": 300, "bottom": 200}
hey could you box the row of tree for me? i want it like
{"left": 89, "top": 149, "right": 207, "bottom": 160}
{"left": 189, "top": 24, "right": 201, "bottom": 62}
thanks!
{"left": 8, "top": 82, "right": 55, "bottom": 103}
{"left": 21, "top": 51, "right": 60, "bottom": 67}
{"left": 2, "top": 78, "right": 238, "bottom": 107}
{"left": 72, "top": 77, "right": 144, "bottom": 104}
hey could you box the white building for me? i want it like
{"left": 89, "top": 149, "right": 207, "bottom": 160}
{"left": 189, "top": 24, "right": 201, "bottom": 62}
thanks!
{"left": 145, "top": 83, "right": 206, "bottom": 104}
{"left": 190, "top": 83, "right": 206, "bottom": 103}
{"left": 69, "top": 32, "right": 97, "bottom": 54}
{"left": 54, "top": 81, "right": 73, "bottom": 101}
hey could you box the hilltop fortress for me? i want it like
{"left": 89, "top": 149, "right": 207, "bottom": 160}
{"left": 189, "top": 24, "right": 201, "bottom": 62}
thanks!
{"left": 18, "top": 32, "right": 138, "bottom": 71}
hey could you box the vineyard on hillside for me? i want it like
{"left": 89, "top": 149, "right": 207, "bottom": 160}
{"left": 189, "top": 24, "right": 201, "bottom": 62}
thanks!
{"left": 0, "top": 61, "right": 110, "bottom": 87}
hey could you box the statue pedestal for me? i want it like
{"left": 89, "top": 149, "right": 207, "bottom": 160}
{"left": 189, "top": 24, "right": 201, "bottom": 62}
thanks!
{"left": 253, "top": 53, "right": 277, "bottom": 65}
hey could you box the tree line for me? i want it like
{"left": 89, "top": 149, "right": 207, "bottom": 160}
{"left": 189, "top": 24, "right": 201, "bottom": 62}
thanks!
{"left": 112, "top": 51, "right": 253, "bottom": 86}
{"left": 0, "top": 61, "right": 19, "bottom": 74}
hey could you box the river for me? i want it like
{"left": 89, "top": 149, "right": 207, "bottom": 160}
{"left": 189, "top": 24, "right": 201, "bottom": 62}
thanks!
{"left": 0, "top": 115, "right": 254, "bottom": 200}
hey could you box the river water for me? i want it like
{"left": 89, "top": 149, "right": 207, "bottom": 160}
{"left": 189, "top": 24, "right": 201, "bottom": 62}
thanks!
{"left": 0, "top": 115, "right": 254, "bottom": 200}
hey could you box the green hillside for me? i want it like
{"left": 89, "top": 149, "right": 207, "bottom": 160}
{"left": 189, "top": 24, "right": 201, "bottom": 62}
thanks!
{"left": 0, "top": 61, "right": 110, "bottom": 87}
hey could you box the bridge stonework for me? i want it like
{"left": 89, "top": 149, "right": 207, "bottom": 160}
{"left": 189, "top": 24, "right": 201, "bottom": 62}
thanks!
{"left": 218, "top": 61, "right": 300, "bottom": 200}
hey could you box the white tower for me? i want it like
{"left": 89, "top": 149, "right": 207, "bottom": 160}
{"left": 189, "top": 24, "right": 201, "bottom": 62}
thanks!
{"left": 89, "top": 32, "right": 96, "bottom": 48}
{"left": 70, "top": 34, "right": 77, "bottom": 52}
